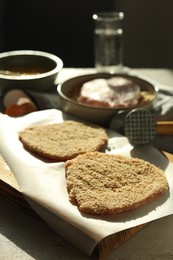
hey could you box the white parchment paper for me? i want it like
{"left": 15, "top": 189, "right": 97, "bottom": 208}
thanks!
{"left": 0, "top": 109, "right": 173, "bottom": 255}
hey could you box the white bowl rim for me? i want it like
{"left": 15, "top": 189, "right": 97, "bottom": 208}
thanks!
{"left": 0, "top": 50, "right": 63, "bottom": 80}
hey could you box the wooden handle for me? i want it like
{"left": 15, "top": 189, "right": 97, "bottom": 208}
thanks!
{"left": 157, "top": 121, "right": 173, "bottom": 135}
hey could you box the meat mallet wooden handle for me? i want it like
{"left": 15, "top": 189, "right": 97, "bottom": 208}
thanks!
{"left": 157, "top": 121, "right": 173, "bottom": 135}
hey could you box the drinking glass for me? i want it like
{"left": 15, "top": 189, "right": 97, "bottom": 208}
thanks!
{"left": 93, "top": 12, "right": 124, "bottom": 73}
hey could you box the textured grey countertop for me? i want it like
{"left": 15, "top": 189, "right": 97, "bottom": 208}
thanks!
{"left": 1, "top": 68, "right": 173, "bottom": 260}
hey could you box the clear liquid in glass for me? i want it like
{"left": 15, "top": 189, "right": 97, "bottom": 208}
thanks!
{"left": 94, "top": 28, "right": 123, "bottom": 73}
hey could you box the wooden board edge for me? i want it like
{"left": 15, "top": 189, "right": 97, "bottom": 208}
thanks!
{"left": 93, "top": 223, "right": 146, "bottom": 259}
{"left": 0, "top": 179, "right": 39, "bottom": 218}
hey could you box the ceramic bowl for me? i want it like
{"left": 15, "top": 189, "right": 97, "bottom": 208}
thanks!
{"left": 57, "top": 73, "right": 157, "bottom": 127}
{"left": 0, "top": 50, "right": 63, "bottom": 93}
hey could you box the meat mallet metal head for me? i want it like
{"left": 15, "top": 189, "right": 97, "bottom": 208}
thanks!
{"left": 124, "top": 109, "right": 157, "bottom": 146}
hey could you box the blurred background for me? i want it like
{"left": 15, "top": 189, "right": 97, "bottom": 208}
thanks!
{"left": 0, "top": 0, "right": 173, "bottom": 68}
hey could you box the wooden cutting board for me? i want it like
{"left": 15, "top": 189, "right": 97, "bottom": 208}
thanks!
{"left": 0, "top": 152, "right": 173, "bottom": 258}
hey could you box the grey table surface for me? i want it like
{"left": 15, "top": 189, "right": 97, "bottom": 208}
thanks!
{"left": 1, "top": 68, "right": 173, "bottom": 260}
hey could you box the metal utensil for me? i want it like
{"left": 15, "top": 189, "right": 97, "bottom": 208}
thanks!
{"left": 124, "top": 109, "right": 157, "bottom": 145}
